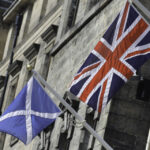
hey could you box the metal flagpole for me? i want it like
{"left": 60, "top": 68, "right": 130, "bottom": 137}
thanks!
{"left": 132, "top": 0, "right": 150, "bottom": 20}
{"left": 31, "top": 69, "right": 113, "bottom": 150}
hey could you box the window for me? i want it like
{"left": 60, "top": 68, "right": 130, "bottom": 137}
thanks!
{"left": 42, "top": 53, "right": 51, "bottom": 80}
{"left": 0, "top": 76, "right": 5, "bottom": 90}
{"left": 0, "top": 132, "right": 5, "bottom": 150}
{"left": 136, "top": 78, "right": 150, "bottom": 101}
{"left": 79, "top": 109, "right": 99, "bottom": 150}
{"left": 57, "top": 128, "right": 70, "bottom": 150}
{"left": 66, "top": 0, "right": 79, "bottom": 31}
{"left": 58, "top": 93, "right": 80, "bottom": 150}
{"left": 0, "top": 25, "right": 9, "bottom": 61}
{"left": 0, "top": 76, "right": 5, "bottom": 104}
{"left": 15, "top": 14, "right": 23, "bottom": 46}
{"left": 37, "top": 124, "right": 54, "bottom": 150}
{"left": 89, "top": 0, "right": 100, "bottom": 9}
{"left": 2, "top": 25, "right": 15, "bottom": 59}
{"left": 39, "top": 0, "right": 48, "bottom": 20}
{"left": 7, "top": 61, "right": 23, "bottom": 107}
{"left": 6, "top": 59, "right": 23, "bottom": 146}
{"left": 7, "top": 76, "right": 19, "bottom": 147}
{"left": 23, "top": 5, "right": 33, "bottom": 37}
{"left": 0, "top": 76, "right": 6, "bottom": 150}
{"left": 7, "top": 78, "right": 18, "bottom": 106}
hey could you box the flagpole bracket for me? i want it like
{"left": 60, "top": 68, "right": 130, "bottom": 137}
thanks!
{"left": 75, "top": 119, "right": 86, "bottom": 128}
{"left": 70, "top": 117, "right": 86, "bottom": 128}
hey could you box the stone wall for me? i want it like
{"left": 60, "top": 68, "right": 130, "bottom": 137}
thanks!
{"left": 0, "top": 0, "right": 150, "bottom": 150}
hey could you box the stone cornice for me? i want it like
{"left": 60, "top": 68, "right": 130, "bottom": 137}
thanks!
{"left": 41, "top": 25, "right": 58, "bottom": 43}
{"left": 0, "top": 76, "right": 5, "bottom": 89}
{"left": 8, "top": 60, "right": 23, "bottom": 77}
{"left": 23, "top": 43, "right": 40, "bottom": 61}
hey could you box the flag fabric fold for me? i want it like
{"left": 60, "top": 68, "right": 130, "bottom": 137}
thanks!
{"left": 0, "top": 77, "right": 61, "bottom": 144}
{"left": 70, "top": 1, "right": 150, "bottom": 112}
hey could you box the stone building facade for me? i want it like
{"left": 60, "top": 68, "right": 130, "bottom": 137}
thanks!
{"left": 0, "top": 0, "right": 150, "bottom": 150}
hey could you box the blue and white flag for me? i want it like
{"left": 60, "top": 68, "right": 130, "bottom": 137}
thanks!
{"left": 0, "top": 77, "right": 61, "bottom": 144}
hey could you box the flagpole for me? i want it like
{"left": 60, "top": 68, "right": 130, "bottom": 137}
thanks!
{"left": 128, "top": 0, "right": 150, "bottom": 26}
{"left": 31, "top": 69, "right": 113, "bottom": 150}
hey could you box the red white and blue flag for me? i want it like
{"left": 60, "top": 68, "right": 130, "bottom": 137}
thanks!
{"left": 70, "top": 1, "right": 150, "bottom": 112}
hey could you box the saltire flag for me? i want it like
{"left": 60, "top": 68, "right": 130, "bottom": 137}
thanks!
{"left": 0, "top": 77, "right": 61, "bottom": 144}
{"left": 70, "top": 1, "right": 150, "bottom": 112}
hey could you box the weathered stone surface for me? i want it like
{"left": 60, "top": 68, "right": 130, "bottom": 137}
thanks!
{"left": 0, "top": 0, "right": 150, "bottom": 150}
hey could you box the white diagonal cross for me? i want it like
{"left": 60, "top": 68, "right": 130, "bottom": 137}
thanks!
{"left": 0, "top": 77, "right": 61, "bottom": 144}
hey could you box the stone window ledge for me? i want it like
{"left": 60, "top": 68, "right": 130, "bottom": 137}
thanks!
{"left": 0, "top": 76, "right": 5, "bottom": 89}
{"left": 23, "top": 43, "right": 40, "bottom": 61}
{"left": 41, "top": 25, "right": 58, "bottom": 44}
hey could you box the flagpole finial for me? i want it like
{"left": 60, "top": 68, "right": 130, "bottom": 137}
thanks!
{"left": 27, "top": 64, "right": 33, "bottom": 71}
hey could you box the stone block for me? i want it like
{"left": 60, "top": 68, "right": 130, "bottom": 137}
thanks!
{"left": 107, "top": 113, "right": 150, "bottom": 137}
{"left": 75, "top": 0, "right": 88, "bottom": 24}
{"left": 110, "top": 98, "right": 147, "bottom": 120}
{"left": 28, "top": 0, "right": 44, "bottom": 32}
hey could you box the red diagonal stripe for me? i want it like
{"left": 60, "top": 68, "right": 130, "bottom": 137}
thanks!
{"left": 94, "top": 41, "right": 112, "bottom": 59}
{"left": 117, "top": 1, "right": 129, "bottom": 39}
{"left": 79, "top": 59, "right": 111, "bottom": 102}
{"left": 115, "top": 19, "right": 148, "bottom": 58}
{"left": 113, "top": 60, "right": 133, "bottom": 79}
{"left": 125, "top": 48, "right": 150, "bottom": 59}
{"left": 74, "top": 62, "right": 100, "bottom": 80}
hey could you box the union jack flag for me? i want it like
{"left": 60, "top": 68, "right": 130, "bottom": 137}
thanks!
{"left": 69, "top": 1, "right": 150, "bottom": 112}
